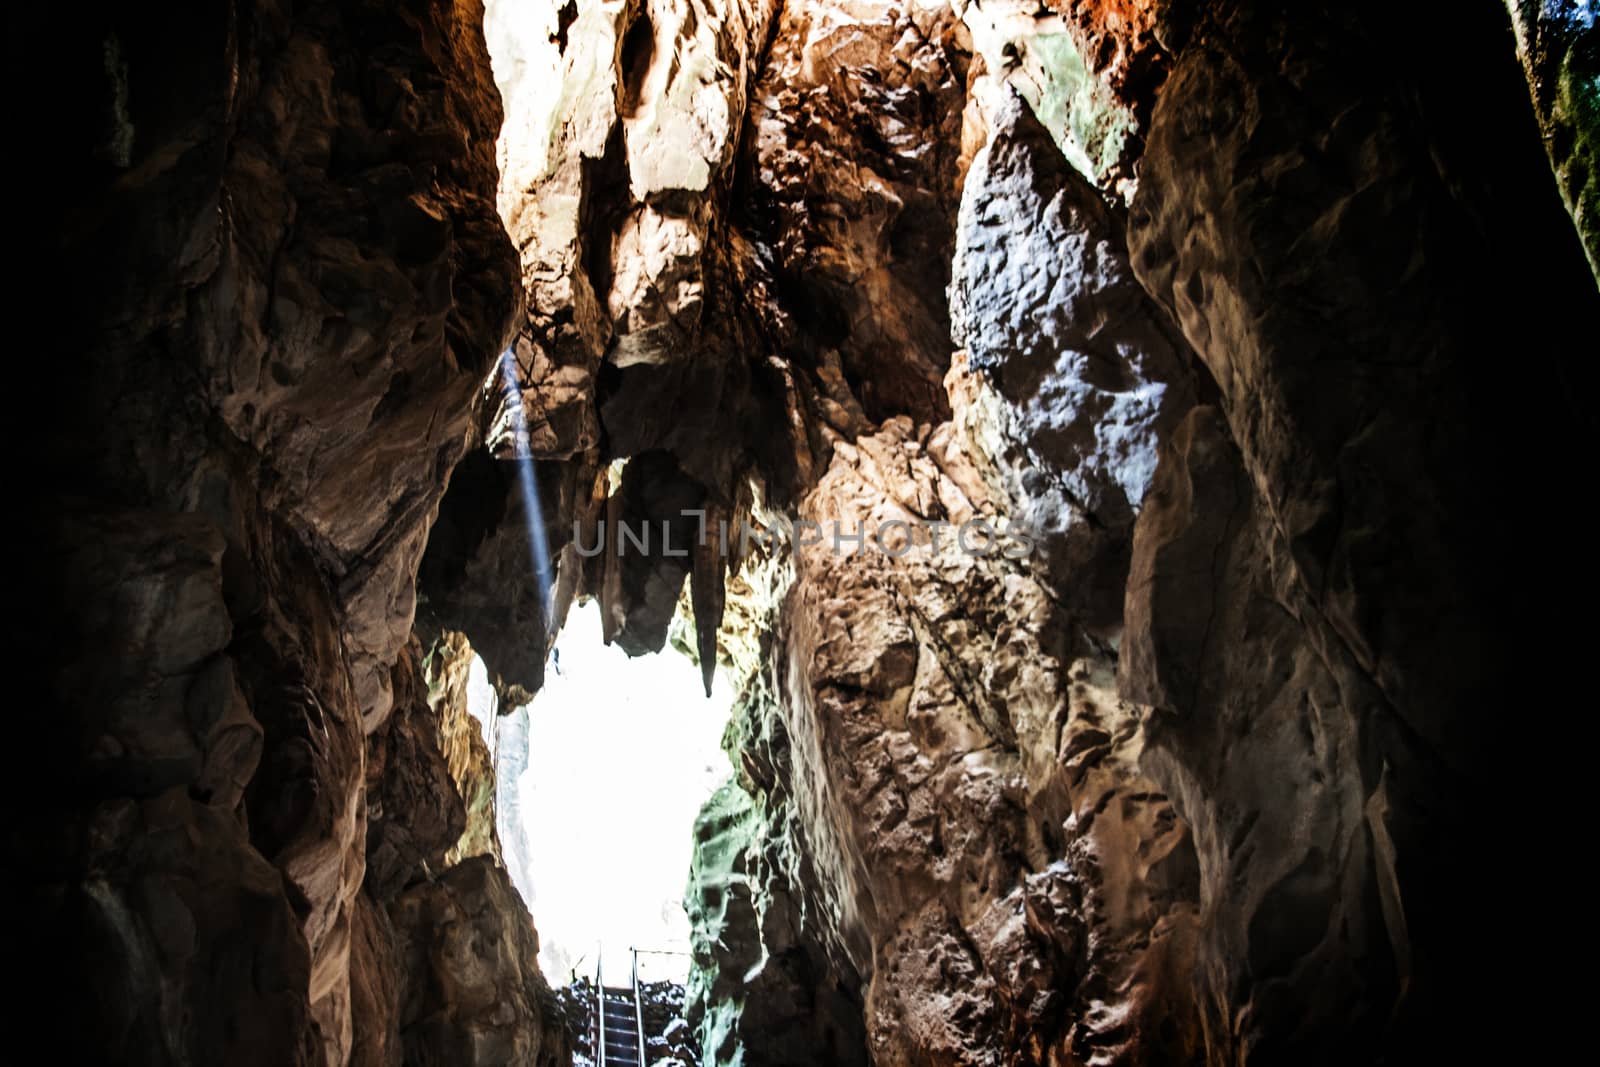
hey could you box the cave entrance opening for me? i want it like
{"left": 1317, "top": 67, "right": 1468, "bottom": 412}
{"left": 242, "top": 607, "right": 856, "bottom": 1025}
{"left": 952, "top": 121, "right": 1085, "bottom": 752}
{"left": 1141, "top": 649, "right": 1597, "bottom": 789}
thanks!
{"left": 473, "top": 597, "right": 732, "bottom": 987}
{"left": 473, "top": 0, "right": 738, "bottom": 1010}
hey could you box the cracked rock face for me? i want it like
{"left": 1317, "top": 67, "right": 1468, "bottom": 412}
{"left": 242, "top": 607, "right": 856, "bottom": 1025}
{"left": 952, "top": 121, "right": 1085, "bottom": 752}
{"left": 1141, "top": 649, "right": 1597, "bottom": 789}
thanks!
{"left": 1118, "top": 2, "right": 1598, "bottom": 1062}
{"left": 776, "top": 411, "right": 1203, "bottom": 1066}
{"left": 742, "top": 0, "right": 972, "bottom": 427}
{"left": 949, "top": 88, "right": 1195, "bottom": 629}
{"left": 683, "top": 2, "right": 1594, "bottom": 1066}
{"left": 1506, "top": 0, "right": 1600, "bottom": 284}
{"left": 389, "top": 855, "right": 571, "bottom": 1067}
{"left": 30, "top": 0, "right": 564, "bottom": 1063}
{"left": 1121, "top": 406, "right": 1394, "bottom": 1062}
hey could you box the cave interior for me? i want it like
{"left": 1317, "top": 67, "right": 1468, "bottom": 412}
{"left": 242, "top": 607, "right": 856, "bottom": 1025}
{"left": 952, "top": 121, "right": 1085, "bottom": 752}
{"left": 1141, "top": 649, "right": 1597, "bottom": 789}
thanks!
{"left": 20, "top": 1, "right": 1598, "bottom": 1065}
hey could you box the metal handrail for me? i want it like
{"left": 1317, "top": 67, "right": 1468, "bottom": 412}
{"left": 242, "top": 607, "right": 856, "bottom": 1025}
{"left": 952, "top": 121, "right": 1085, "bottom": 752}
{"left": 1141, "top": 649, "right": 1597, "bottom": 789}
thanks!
{"left": 593, "top": 945, "right": 680, "bottom": 1067}
{"left": 595, "top": 952, "right": 606, "bottom": 1067}
{"left": 632, "top": 948, "right": 647, "bottom": 1067}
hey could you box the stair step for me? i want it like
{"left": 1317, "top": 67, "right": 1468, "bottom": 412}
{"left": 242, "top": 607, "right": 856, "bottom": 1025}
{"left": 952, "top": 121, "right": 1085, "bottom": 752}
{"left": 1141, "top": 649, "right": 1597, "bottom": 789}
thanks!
{"left": 593, "top": 977, "right": 645, "bottom": 1066}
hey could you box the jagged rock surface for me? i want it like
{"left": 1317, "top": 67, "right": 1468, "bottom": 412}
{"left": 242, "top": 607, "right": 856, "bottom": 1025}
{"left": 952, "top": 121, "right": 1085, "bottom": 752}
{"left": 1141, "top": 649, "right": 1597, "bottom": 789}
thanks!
{"left": 1506, "top": 0, "right": 1599, "bottom": 283}
{"left": 1121, "top": 1, "right": 1598, "bottom": 1062}
{"left": 364, "top": 642, "right": 469, "bottom": 904}
{"left": 687, "top": 2, "right": 1595, "bottom": 1066}
{"left": 740, "top": 0, "right": 972, "bottom": 427}
{"left": 424, "top": 631, "right": 504, "bottom": 866}
{"left": 779, "top": 412, "right": 1200, "bottom": 1067}
{"left": 419, "top": 450, "right": 562, "bottom": 701}
{"left": 685, "top": 758, "right": 870, "bottom": 1067}
{"left": 954, "top": 0, "right": 1150, "bottom": 190}
{"left": 390, "top": 855, "right": 572, "bottom": 1067}
{"left": 1120, "top": 407, "right": 1389, "bottom": 1063}
{"left": 639, "top": 980, "right": 699, "bottom": 1066}
{"left": 949, "top": 89, "right": 1195, "bottom": 628}
{"left": 681, "top": 5, "right": 1204, "bottom": 1062}
{"left": 30, "top": 0, "right": 570, "bottom": 1063}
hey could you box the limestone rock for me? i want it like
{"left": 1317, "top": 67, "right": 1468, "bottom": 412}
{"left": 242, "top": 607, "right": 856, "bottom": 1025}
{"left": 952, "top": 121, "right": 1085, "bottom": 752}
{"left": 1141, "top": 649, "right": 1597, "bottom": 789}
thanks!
{"left": 30, "top": 0, "right": 534, "bottom": 1061}
{"left": 953, "top": 0, "right": 1150, "bottom": 188}
{"left": 390, "top": 856, "right": 572, "bottom": 1067}
{"left": 1506, "top": 0, "right": 1600, "bottom": 284}
{"left": 41, "top": 790, "right": 318, "bottom": 1066}
{"left": 1122, "top": 2, "right": 1599, "bottom": 1060}
{"left": 744, "top": 0, "right": 973, "bottom": 426}
{"left": 780, "top": 415, "right": 1202, "bottom": 1066}
{"left": 424, "top": 632, "right": 503, "bottom": 868}
{"left": 36, "top": 1, "right": 1600, "bottom": 1064}
{"left": 949, "top": 88, "right": 1195, "bottom": 628}
{"left": 685, "top": 773, "right": 869, "bottom": 1067}
{"left": 349, "top": 896, "right": 405, "bottom": 1067}
{"left": 418, "top": 450, "right": 558, "bottom": 701}
{"left": 1122, "top": 408, "right": 1388, "bottom": 1063}
{"left": 365, "top": 642, "right": 469, "bottom": 903}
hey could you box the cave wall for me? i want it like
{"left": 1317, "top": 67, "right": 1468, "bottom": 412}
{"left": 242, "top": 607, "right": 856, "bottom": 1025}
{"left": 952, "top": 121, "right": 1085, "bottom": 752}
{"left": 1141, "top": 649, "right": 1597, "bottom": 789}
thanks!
{"left": 674, "top": 1, "right": 1596, "bottom": 1065}
{"left": 1121, "top": 3, "right": 1597, "bottom": 1060}
{"left": 1506, "top": 0, "right": 1599, "bottom": 284}
{"left": 27, "top": 1, "right": 569, "bottom": 1063}
{"left": 681, "top": 68, "right": 1210, "bottom": 1064}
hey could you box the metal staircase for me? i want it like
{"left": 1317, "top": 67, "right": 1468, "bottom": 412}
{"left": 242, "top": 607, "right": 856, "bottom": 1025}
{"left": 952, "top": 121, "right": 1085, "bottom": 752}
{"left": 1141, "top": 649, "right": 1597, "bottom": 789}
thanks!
{"left": 591, "top": 949, "right": 647, "bottom": 1067}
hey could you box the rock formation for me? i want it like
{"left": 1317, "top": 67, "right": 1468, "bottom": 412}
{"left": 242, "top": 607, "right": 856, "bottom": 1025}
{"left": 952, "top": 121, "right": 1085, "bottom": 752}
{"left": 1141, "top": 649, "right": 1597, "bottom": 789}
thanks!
{"left": 27, "top": 0, "right": 566, "bottom": 1063}
{"left": 29, "top": 0, "right": 1596, "bottom": 1064}
{"left": 1507, "top": 0, "right": 1599, "bottom": 283}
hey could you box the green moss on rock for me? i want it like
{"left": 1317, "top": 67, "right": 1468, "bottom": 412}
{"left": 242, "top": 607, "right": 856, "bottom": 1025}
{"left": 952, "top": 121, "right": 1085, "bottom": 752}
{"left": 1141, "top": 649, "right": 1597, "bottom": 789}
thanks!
{"left": 1507, "top": 1, "right": 1600, "bottom": 285}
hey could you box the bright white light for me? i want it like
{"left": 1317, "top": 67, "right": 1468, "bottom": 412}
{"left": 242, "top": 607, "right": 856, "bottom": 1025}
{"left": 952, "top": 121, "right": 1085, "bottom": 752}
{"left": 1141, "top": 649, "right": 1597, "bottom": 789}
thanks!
{"left": 483, "top": 0, "right": 566, "bottom": 183}
{"left": 518, "top": 599, "right": 731, "bottom": 985}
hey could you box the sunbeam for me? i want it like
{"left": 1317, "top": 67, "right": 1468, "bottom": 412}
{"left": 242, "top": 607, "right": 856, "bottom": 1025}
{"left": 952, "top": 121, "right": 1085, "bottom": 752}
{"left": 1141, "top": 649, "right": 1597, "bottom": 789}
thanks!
{"left": 498, "top": 348, "right": 557, "bottom": 635}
